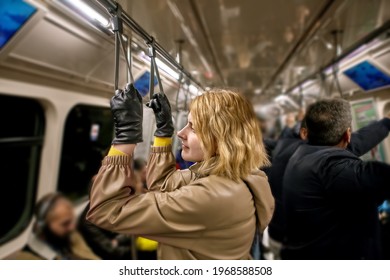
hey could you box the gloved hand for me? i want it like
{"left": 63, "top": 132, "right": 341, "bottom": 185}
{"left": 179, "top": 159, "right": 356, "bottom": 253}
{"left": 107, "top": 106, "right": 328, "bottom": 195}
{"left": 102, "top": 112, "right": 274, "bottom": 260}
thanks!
{"left": 111, "top": 83, "right": 143, "bottom": 144}
{"left": 147, "top": 93, "right": 174, "bottom": 137}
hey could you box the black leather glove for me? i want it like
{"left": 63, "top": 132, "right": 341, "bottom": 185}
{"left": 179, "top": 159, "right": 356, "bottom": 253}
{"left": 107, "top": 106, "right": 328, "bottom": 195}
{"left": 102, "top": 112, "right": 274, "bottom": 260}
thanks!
{"left": 110, "top": 83, "right": 143, "bottom": 144}
{"left": 147, "top": 93, "right": 174, "bottom": 137}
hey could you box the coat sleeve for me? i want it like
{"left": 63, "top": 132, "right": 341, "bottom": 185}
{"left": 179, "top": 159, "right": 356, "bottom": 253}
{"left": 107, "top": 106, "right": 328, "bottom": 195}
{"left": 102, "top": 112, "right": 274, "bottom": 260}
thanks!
{"left": 87, "top": 154, "right": 217, "bottom": 249}
{"left": 348, "top": 118, "right": 390, "bottom": 157}
{"left": 324, "top": 157, "right": 390, "bottom": 201}
{"left": 146, "top": 145, "right": 194, "bottom": 192}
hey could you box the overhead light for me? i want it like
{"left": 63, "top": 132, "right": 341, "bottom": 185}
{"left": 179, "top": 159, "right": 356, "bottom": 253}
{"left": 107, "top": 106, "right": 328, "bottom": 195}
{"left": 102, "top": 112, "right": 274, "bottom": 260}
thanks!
{"left": 274, "top": 95, "right": 299, "bottom": 109}
{"left": 56, "top": 0, "right": 110, "bottom": 31}
{"left": 156, "top": 57, "right": 181, "bottom": 80}
{"left": 189, "top": 84, "right": 199, "bottom": 95}
{"left": 313, "top": 36, "right": 333, "bottom": 50}
{"left": 139, "top": 52, "right": 180, "bottom": 80}
{"left": 254, "top": 88, "right": 262, "bottom": 95}
{"left": 167, "top": 0, "right": 184, "bottom": 23}
{"left": 301, "top": 79, "right": 315, "bottom": 89}
{"left": 274, "top": 95, "right": 285, "bottom": 103}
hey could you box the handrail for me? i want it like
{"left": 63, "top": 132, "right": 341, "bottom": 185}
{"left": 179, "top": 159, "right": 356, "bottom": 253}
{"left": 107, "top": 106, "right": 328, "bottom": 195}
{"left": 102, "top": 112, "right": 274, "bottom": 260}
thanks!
{"left": 94, "top": 0, "right": 204, "bottom": 90}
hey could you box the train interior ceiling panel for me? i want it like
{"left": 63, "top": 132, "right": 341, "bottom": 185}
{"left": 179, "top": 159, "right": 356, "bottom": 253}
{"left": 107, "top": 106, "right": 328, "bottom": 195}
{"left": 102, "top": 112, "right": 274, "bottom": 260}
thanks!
{"left": 0, "top": 0, "right": 390, "bottom": 260}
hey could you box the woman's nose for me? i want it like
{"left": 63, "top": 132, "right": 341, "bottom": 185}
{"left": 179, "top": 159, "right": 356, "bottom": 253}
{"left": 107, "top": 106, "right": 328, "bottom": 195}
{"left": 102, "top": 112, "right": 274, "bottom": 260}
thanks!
{"left": 177, "top": 127, "right": 186, "bottom": 140}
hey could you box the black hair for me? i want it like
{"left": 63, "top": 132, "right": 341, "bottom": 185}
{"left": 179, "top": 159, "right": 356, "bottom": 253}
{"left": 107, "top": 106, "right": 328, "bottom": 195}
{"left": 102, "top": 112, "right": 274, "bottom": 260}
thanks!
{"left": 305, "top": 99, "right": 352, "bottom": 146}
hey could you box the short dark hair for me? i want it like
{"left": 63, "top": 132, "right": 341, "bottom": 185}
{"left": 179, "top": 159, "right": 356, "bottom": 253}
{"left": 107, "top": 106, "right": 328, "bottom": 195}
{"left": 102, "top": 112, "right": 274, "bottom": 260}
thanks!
{"left": 305, "top": 99, "right": 352, "bottom": 146}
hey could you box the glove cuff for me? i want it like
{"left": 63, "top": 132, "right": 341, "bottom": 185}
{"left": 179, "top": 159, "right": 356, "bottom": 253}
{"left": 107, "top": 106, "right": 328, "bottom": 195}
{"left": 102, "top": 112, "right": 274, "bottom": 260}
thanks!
{"left": 153, "top": 137, "right": 172, "bottom": 147}
{"left": 107, "top": 146, "right": 128, "bottom": 156}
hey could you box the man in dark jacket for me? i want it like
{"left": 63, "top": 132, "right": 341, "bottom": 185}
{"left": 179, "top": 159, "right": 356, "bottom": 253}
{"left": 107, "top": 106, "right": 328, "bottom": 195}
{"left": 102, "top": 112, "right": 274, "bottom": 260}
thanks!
{"left": 78, "top": 204, "right": 133, "bottom": 260}
{"left": 282, "top": 99, "right": 390, "bottom": 260}
{"left": 267, "top": 114, "right": 390, "bottom": 259}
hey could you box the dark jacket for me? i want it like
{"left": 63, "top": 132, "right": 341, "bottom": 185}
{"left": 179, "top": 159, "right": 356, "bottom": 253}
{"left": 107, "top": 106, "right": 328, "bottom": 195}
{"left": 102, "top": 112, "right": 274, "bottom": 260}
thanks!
{"left": 268, "top": 119, "right": 390, "bottom": 243}
{"left": 78, "top": 205, "right": 132, "bottom": 260}
{"left": 281, "top": 119, "right": 390, "bottom": 259}
{"left": 268, "top": 138, "right": 304, "bottom": 241}
{"left": 263, "top": 138, "right": 277, "bottom": 160}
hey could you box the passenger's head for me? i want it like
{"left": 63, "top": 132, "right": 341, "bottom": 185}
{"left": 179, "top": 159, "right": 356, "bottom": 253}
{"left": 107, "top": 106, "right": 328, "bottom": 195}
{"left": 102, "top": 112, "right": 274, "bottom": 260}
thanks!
{"left": 305, "top": 99, "right": 352, "bottom": 147}
{"left": 177, "top": 89, "right": 269, "bottom": 181}
{"left": 134, "top": 158, "right": 147, "bottom": 184}
{"left": 34, "top": 193, "right": 76, "bottom": 240}
{"left": 285, "top": 113, "right": 296, "bottom": 128}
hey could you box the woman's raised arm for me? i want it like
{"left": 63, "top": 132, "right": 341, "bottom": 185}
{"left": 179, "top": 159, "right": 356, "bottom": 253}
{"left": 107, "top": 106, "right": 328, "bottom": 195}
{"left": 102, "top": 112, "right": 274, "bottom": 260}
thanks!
{"left": 88, "top": 84, "right": 143, "bottom": 226}
{"left": 146, "top": 93, "right": 194, "bottom": 192}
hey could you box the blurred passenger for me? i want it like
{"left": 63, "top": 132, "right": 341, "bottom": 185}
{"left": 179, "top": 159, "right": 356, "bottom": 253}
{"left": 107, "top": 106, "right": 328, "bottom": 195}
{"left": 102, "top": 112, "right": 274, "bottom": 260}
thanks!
{"left": 259, "top": 109, "right": 304, "bottom": 162}
{"left": 257, "top": 113, "right": 277, "bottom": 158}
{"left": 266, "top": 119, "right": 308, "bottom": 259}
{"left": 87, "top": 86, "right": 274, "bottom": 259}
{"left": 282, "top": 99, "right": 390, "bottom": 259}
{"left": 134, "top": 158, "right": 147, "bottom": 189}
{"left": 78, "top": 204, "right": 132, "bottom": 259}
{"left": 268, "top": 113, "right": 390, "bottom": 259}
{"left": 16, "top": 193, "right": 99, "bottom": 260}
{"left": 279, "top": 113, "right": 297, "bottom": 139}
{"left": 379, "top": 200, "right": 390, "bottom": 259}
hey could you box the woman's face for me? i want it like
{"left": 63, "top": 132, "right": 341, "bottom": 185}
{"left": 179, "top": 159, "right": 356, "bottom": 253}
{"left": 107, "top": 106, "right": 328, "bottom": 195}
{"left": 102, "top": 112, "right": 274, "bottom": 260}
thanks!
{"left": 177, "top": 113, "right": 205, "bottom": 162}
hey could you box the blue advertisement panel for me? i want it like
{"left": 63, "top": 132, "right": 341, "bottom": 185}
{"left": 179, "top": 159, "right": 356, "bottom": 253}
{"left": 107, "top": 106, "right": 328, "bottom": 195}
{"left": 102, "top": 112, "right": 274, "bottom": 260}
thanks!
{"left": 0, "top": 0, "right": 36, "bottom": 49}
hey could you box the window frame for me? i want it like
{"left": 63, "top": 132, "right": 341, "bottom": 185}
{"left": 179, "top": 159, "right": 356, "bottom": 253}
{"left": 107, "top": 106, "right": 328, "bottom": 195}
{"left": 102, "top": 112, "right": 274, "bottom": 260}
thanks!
{"left": 57, "top": 103, "right": 113, "bottom": 201}
{"left": 0, "top": 94, "right": 45, "bottom": 245}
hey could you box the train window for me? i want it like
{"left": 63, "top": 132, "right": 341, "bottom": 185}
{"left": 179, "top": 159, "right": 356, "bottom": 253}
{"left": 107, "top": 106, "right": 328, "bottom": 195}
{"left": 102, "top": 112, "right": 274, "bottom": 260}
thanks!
{"left": 0, "top": 95, "right": 45, "bottom": 244}
{"left": 58, "top": 105, "right": 113, "bottom": 201}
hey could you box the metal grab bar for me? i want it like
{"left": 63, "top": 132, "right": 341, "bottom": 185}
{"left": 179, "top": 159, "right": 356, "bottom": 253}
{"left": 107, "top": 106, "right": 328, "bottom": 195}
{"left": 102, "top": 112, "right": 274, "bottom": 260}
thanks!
{"left": 95, "top": 0, "right": 204, "bottom": 90}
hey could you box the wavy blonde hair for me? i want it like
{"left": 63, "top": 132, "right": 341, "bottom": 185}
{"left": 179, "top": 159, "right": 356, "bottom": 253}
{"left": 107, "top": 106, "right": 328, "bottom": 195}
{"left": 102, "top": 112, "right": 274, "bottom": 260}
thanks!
{"left": 190, "top": 89, "right": 269, "bottom": 181}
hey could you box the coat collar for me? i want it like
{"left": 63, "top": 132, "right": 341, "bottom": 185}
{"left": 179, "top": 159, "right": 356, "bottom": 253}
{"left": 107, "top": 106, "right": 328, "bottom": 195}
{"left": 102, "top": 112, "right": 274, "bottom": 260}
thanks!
{"left": 188, "top": 157, "right": 218, "bottom": 178}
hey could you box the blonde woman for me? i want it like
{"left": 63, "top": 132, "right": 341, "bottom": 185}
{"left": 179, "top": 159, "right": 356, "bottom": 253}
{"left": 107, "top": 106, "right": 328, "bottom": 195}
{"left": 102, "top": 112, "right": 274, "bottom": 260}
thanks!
{"left": 87, "top": 84, "right": 274, "bottom": 260}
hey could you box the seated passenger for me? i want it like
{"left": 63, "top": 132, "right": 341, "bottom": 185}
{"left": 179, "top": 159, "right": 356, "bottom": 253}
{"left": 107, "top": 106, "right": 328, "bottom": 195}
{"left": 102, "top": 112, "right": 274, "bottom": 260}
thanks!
{"left": 282, "top": 99, "right": 390, "bottom": 260}
{"left": 87, "top": 85, "right": 274, "bottom": 260}
{"left": 268, "top": 113, "right": 390, "bottom": 259}
{"left": 132, "top": 160, "right": 158, "bottom": 259}
{"left": 16, "top": 193, "right": 99, "bottom": 260}
{"left": 78, "top": 204, "right": 133, "bottom": 260}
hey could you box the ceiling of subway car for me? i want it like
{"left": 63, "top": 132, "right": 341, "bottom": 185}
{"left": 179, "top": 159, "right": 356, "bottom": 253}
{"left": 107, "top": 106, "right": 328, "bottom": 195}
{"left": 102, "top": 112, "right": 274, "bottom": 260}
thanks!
{"left": 115, "top": 0, "right": 390, "bottom": 101}
{"left": 1, "top": 0, "right": 389, "bottom": 107}
{"left": 117, "top": 0, "right": 330, "bottom": 95}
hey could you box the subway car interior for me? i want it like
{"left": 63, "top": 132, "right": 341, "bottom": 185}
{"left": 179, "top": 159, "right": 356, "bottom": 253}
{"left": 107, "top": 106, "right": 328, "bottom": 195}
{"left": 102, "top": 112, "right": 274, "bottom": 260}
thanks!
{"left": 1, "top": 0, "right": 390, "bottom": 260}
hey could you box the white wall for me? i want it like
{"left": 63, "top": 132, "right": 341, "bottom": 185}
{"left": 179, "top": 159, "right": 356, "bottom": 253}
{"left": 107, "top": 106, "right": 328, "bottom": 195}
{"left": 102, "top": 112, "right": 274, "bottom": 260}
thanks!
{"left": 0, "top": 78, "right": 109, "bottom": 259}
